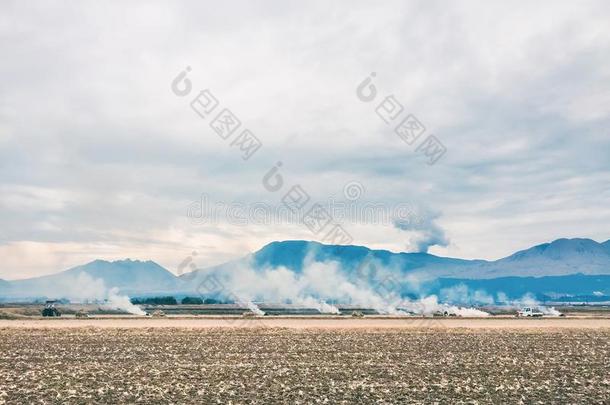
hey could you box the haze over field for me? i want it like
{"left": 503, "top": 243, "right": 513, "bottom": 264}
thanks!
{"left": 2, "top": 238, "right": 609, "bottom": 312}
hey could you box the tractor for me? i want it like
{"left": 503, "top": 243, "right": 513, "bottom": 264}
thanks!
{"left": 41, "top": 300, "right": 61, "bottom": 317}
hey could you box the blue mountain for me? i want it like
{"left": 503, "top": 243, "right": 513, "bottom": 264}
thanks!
{"left": 2, "top": 238, "right": 609, "bottom": 302}
{"left": 251, "top": 240, "right": 482, "bottom": 274}
{"left": 183, "top": 238, "right": 610, "bottom": 283}
{"left": 5, "top": 259, "right": 182, "bottom": 300}
{"left": 475, "top": 238, "right": 610, "bottom": 278}
{"left": 433, "top": 274, "right": 610, "bottom": 302}
{"left": 180, "top": 238, "right": 610, "bottom": 302}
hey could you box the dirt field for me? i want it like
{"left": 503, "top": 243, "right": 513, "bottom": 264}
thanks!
{"left": 0, "top": 319, "right": 609, "bottom": 404}
{"left": 2, "top": 316, "right": 610, "bottom": 329}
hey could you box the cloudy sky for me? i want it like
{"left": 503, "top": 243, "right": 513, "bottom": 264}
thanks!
{"left": 1, "top": 0, "right": 609, "bottom": 279}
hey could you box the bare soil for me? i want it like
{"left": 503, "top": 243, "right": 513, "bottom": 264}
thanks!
{"left": 0, "top": 321, "right": 609, "bottom": 403}
{"left": 1, "top": 316, "right": 610, "bottom": 329}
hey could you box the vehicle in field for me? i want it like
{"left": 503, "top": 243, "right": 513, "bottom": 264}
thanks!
{"left": 242, "top": 311, "right": 260, "bottom": 318}
{"left": 434, "top": 310, "right": 458, "bottom": 317}
{"left": 41, "top": 300, "right": 61, "bottom": 317}
{"left": 150, "top": 309, "right": 166, "bottom": 317}
{"left": 516, "top": 307, "right": 543, "bottom": 317}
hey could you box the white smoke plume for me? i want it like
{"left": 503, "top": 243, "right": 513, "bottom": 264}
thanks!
{"left": 47, "top": 273, "right": 145, "bottom": 315}
{"left": 244, "top": 300, "right": 265, "bottom": 316}
{"left": 106, "top": 287, "right": 146, "bottom": 316}
{"left": 400, "top": 295, "right": 489, "bottom": 317}
{"left": 295, "top": 297, "right": 340, "bottom": 314}
{"left": 195, "top": 251, "right": 487, "bottom": 316}
{"left": 503, "top": 293, "right": 562, "bottom": 316}
{"left": 195, "top": 255, "right": 399, "bottom": 314}
{"left": 393, "top": 209, "right": 449, "bottom": 253}
{"left": 439, "top": 284, "right": 495, "bottom": 305}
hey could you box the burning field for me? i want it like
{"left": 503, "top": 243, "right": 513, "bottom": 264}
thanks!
{"left": 1, "top": 324, "right": 609, "bottom": 403}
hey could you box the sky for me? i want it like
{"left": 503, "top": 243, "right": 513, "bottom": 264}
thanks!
{"left": 1, "top": 0, "right": 609, "bottom": 279}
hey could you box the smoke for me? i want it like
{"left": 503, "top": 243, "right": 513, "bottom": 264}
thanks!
{"left": 393, "top": 209, "right": 449, "bottom": 253}
{"left": 106, "top": 287, "right": 146, "bottom": 316}
{"left": 294, "top": 297, "right": 340, "bottom": 314}
{"left": 194, "top": 251, "right": 486, "bottom": 316}
{"left": 214, "top": 257, "right": 383, "bottom": 314}
{"left": 539, "top": 306, "right": 561, "bottom": 316}
{"left": 193, "top": 252, "right": 560, "bottom": 318}
{"left": 503, "top": 293, "right": 562, "bottom": 316}
{"left": 450, "top": 289, "right": 563, "bottom": 316}
{"left": 400, "top": 295, "right": 489, "bottom": 317}
{"left": 46, "top": 273, "right": 145, "bottom": 315}
{"left": 439, "top": 284, "right": 495, "bottom": 306}
{"left": 52, "top": 272, "right": 107, "bottom": 302}
{"left": 496, "top": 292, "right": 509, "bottom": 304}
{"left": 244, "top": 300, "right": 265, "bottom": 316}
{"left": 194, "top": 254, "right": 400, "bottom": 314}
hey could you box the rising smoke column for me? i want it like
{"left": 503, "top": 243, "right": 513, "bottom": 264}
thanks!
{"left": 51, "top": 273, "right": 146, "bottom": 315}
{"left": 392, "top": 208, "right": 449, "bottom": 253}
{"left": 202, "top": 250, "right": 488, "bottom": 316}
{"left": 106, "top": 287, "right": 146, "bottom": 315}
{"left": 399, "top": 295, "right": 489, "bottom": 317}
{"left": 509, "top": 293, "right": 562, "bottom": 316}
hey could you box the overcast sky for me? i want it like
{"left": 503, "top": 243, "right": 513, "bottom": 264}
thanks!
{"left": 1, "top": 0, "right": 609, "bottom": 279}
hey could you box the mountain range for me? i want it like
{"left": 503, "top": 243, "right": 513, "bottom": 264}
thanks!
{"left": 1, "top": 238, "right": 609, "bottom": 303}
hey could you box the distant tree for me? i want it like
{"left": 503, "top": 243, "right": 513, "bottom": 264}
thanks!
{"left": 152, "top": 296, "right": 177, "bottom": 305}
{"left": 130, "top": 296, "right": 177, "bottom": 305}
{"left": 203, "top": 298, "right": 220, "bottom": 304}
{"left": 181, "top": 296, "right": 204, "bottom": 305}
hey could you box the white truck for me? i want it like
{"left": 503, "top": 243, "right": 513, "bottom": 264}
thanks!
{"left": 516, "top": 307, "right": 544, "bottom": 317}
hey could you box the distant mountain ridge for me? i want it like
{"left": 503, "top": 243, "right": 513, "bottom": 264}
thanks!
{"left": 5, "top": 259, "right": 182, "bottom": 299}
{"left": 251, "top": 240, "right": 484, "bottom": 271}
{"left": 184, "top": 238, "right": 610, "bottom": 281}
{"left": 435, "top": 274, "right": 610, "bottom": 302}
{"left": 508, "top": 238, "right": 610, "bottom": 260}
{"left": 1, "top": 238, "right": 609, "bottom": 301}
{"left": 0, "top": 279, "right": 9, "bottom": 293}
{"left": 476, "top": 238, "right": 610, "bottom": 278}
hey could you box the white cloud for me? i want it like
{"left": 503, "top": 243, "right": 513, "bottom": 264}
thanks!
{"left": 1, "top": 0, "right": 610, "bottom": 277}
